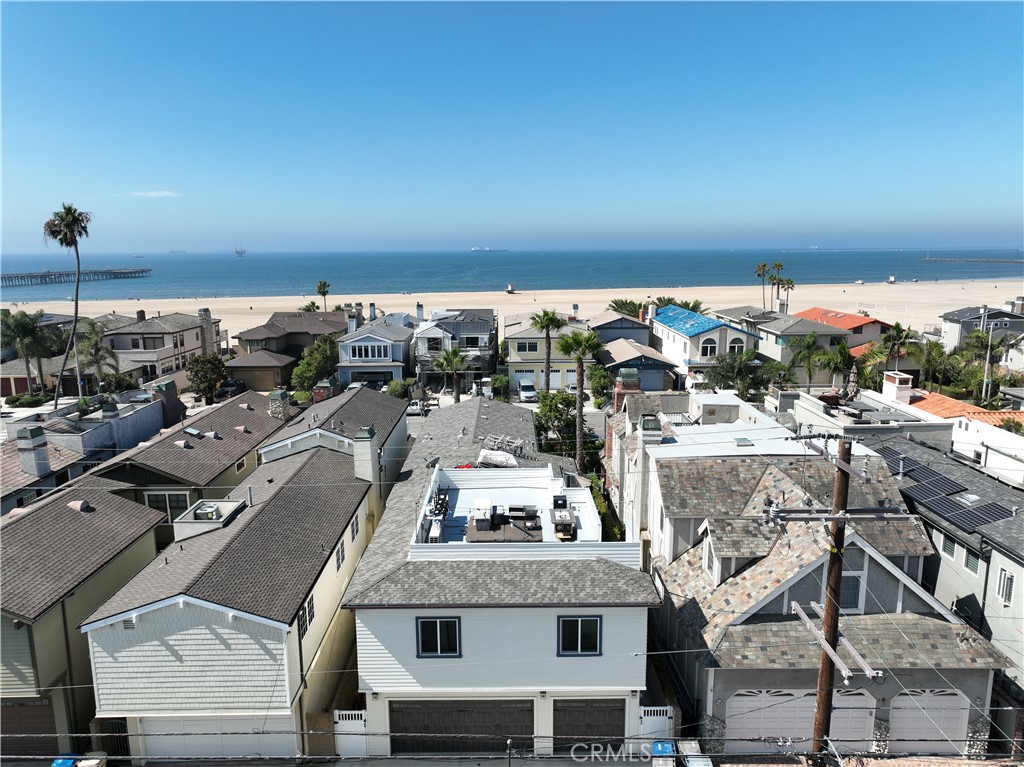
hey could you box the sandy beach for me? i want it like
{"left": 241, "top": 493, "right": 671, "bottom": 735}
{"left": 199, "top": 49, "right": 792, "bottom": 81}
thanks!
{"left": 3, "top": 279, "right": 1016, "bottom": 344}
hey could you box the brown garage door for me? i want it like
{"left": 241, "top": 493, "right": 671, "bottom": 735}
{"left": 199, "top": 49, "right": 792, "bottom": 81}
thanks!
{"left": 389, "top": 699, "right": 534, "bottom": 754}
{"left": 553, "top": 698, "right": 625, "bottom": 753}
{"left": 1, "top": 698, "right": 58, "bottom": 756}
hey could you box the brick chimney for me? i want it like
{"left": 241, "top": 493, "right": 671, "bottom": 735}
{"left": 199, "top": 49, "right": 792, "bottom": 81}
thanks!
{"left": 153, "top": 380, "right": 187, "bottom": 427}
{"left": 197, "top": 308, "right": 216, "bottom": 356}
{"left": 136, "top": 309, "right": 146, "bottom": 322}
{"left": 353, "top": 426, "right": 382, "bottom": 527}
{"left": 612, "top": 368, "right": 641, "bottom": 414}
{"left": 17, "top": 426, "right": 51, "bottom": 477}
{"left": 268, "top": 389, "right": 292, "bottom": 420}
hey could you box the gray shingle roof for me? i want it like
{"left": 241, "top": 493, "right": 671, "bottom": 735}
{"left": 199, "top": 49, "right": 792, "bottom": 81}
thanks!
{"left": 712, "top": 306, "right": 851, "bottom": 337}
{"left": 110, "top": 390, "right": 286, "bottom": 486}
{"left": 713, "top": 613, "right": 1009, "bottom": 670}
{"left": 1, "top": 488, "right": 164, "bottom": 621}
{"left": 0, "top": 438, "right": 83, "bottom": 498}
{"left": 343, "top": 399, "right": 579, "bottom": 607}
{"left": 235, "top": 312, "right": 351, "bottom": 340}
{"left": 597, "top": 339, "right": 676, "bottom": 368}
{"left": 225, "top": 349, "right": 298, "bottom": 368}
{"left": 345, "top": 558, "right": 660, "bottom": 608}
{"left": 105, "top": 312, "right": 213, "bottom": 334}
{"left": 85, "top": 448, "right": 368, "bottom": 625}
{"left": 587, "top": 310, "right": 648, "bottom": 329}
{"left": 343, "top": 318, "right": 414, "bottom": 342}
{"left": 705, "top": 518, "right": 777, "bottom": 558}
{"left": 266, "top": 386, "right": 408, "bottom": 445}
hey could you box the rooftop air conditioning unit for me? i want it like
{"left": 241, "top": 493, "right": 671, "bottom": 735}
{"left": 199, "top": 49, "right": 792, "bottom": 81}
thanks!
{"left": 193, "top": 503, "right": 220, "bottom": 521}
{"left": 553, "top": 495, "right": 568, "bottom": 510}
{"left": 428, "top": 520, "right": 442, "bottom": 544}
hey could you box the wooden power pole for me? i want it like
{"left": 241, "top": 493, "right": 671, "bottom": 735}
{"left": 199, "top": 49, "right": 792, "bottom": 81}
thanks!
{"left": 811, "top": 438, "right": 852, "bottom": 760}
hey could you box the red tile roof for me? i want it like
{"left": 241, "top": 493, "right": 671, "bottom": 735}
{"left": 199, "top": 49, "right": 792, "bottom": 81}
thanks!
{"left": 793, "top": 306, "right": 890, "bottom": 331}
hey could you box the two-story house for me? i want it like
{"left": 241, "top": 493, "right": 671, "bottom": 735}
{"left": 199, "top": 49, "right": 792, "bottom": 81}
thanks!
{"left": 710, "top": 305, "right": 851, "bottom": 386}
{"left": 341, "top": 399, "right": 660, "bottom": 757}
{"left": 863, "top": 435, "right": 1024, "bottom": 754}
{"left": 99, "top": 309, "right": 227, "bottom": 387}
{"left": 337, "top": 313, "right": 418, "bottom": 388}
{"left": 504, "top": 312, "right": 592, "bottom": 391}
{"left": 587, "top": 310, "right": 651, "bottom": 346}
{"left": 412, "top": 307, "right": 497, "bottom": 393}
{"left": 793, "top": 306, "right": 891, "bottom": 352}
{"left": 648, "top": 305, "right": 758, "bottom": 389}
{"left": 1, "top": 487, "right": 163, "bottom": 756}
{"left": 937, "top": 299, "right": 1024, "bottom": 355}
{"left": 81, "top": 427, "right": 388, "bottom": 761}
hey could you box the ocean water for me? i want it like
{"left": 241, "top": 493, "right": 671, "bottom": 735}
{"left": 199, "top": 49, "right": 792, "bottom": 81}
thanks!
{"left": 1, "top": 248, "right": 1021, "bottom": 304}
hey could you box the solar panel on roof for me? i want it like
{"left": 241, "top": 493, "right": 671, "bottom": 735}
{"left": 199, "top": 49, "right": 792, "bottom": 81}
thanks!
{"left": 928, "top": 476, "right": 968, "bottom": 495}
{"left": 906, "top": 466, "right": 941, "bottom": 483}
{"left": 921, "top": 495, "right": 965, "bottom": 519}
{"left": 969, "top": 503, "right": 1015, "bottom": 525}
{"left": 877, "top": 445, "right": 900, "bottom": 460}
{"left": 904, "top": 482, "right": 944, "bottom": 503}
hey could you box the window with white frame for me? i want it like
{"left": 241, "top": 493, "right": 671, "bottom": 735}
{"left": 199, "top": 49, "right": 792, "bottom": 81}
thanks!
{"left": 426, "top": 338, "right": 443, "bottom": 353}
{"left": 941, "top": 533, "right": 956, "bottom": 558}
{"left": 839, "top": 575, "right": 863, "bottom": 610}
{"left": 235, "top": 457, "right": 246, "bottom": 472}
{"left": 700, "top": 338, "right": 717, "bottom": 357}
{"left": 417, "top": 617, "right": 460, "bottom": 657}
{"left": 728, "top": 338, "right": 745, "bottom": 354}
{"left": 336, "top": 540, "right": 345, "bottom": 571}
{"left": 516, "top": 341, "right": 539, "bottom": 353}
{"left": 306, "top": 595, "right": 315, "bottom": 623}
{"left": 997, "top": 568, "right": 1015, "bottom": 606}
{"left": 461, "top": 336, "right": 481, "bottom": 348}
{"left": 558, "top": 616, "right": 602, "bottom": 656}
{"left": 965, "top": 549, "right": 980, "bottom": 575}
{"left": 350, "top": 344, "right": 389, "bottom": 359}
{"left": 297, "top": 605, "right": 308, "bottom": 638}
{"left": 351, "top": 512, "right": 360, "bottom": 541}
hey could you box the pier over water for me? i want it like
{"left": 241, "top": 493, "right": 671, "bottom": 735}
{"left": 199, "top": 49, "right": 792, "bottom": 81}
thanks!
{"left": 2, "top": 267, "right": 152, "bottom": 288}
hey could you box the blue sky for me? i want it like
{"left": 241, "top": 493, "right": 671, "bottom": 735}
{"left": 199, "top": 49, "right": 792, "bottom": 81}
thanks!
{"left": 2, "top": 2, "right": 1022, "bottom": 253}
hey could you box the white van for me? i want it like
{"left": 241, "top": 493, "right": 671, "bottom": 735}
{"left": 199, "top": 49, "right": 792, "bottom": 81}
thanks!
{"left": 519, "top": 379, "right": 537, "bottom": 403}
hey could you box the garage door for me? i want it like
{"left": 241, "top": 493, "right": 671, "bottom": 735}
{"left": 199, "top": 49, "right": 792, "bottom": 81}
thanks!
{"left": 890, "top": 689, "right": 969, "bottom": 754}
{"left": 553, "top": 698, "right": 625, "bottom": 753}
{"left": 140, "top": 714, "right": 296, "bottom": 759}
{"left": 511, "top": 369, "right": 535, "bottom": 388}
{"left": 0, "top": 699, "right": 58, "bottom": 756}
{"left": 725, "top": 689, "right": 874, "bottom": 754}
{"left": 389, "top": 699, "right": 534, "bottom": 754}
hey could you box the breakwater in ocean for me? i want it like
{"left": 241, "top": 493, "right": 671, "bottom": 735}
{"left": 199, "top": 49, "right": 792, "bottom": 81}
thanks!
{"left": 1, "top": 248, "right": 1021, "bottom": 303}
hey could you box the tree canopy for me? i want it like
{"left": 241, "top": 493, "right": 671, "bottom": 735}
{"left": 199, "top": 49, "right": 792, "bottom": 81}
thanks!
{"left": 291, "top": 333, "right": 340, "bottom": 392}
{"left": 186, "top": 354, "right": 228, "bottom": 403}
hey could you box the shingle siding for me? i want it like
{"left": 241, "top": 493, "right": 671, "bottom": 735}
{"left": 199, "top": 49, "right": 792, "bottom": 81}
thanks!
{"left": 90, "top": 604, "right": 287, "bottom": 713}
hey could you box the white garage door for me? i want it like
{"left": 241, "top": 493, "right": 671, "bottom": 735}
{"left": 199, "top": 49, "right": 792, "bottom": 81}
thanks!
{"left": 511, "top": 369, "right": 535, "bottom": 388}
{"left": 725, "top": 689, "right": 874, "bottom": 754}
{"left": 140, "top": 714, "right": 297, "bottom": 759}
{"left": 890, "top": 689, "right": 969, "bottom": 754}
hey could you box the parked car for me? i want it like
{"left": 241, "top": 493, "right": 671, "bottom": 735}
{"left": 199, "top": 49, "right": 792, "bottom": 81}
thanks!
{"left": 215, "top": 379, "right": 247, "bottom": 399}
{"left": 565, "top": 382, "right": 589, "bottom": 400}
{"left": 407, "top": 399, "right": 425, "bottom": 416}
{"left": 518, "top": 379, "right": 537, "bottom": 403}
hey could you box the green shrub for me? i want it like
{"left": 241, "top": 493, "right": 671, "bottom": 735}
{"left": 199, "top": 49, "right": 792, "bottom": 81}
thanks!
{"left": 15, "top": 395, "right": 45, "bottom": 408}
{"left": 291, "top": 390, "right": 312, "bottom": 404}
{"left": 4, "top": 394, "right": 21, "bottom": 407}
{"left": 587, "top": 473, "right": 623, "bottom": 542}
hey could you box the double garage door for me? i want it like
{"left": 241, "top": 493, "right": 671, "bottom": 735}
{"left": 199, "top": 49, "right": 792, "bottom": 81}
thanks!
{"left": 139, "top": 714, "right": 296, "bottom": 759}
{"left": 725, "top": 689, "right": 874, "bottom": 754}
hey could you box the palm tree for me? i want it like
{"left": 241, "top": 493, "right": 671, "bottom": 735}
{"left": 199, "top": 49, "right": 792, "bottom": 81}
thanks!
{"left": 754, "top": 262, "right": 770, "bottom": 308}
{"left": 76, "top": 318, "right": 120, "bottom": 384}
{"left": 704, "top": 349, "right": 760, "bottom": 399}
{"left": 779, "top": 277, "right": 795, "bottom": 304}
{"left": 316, "top": 280, "right": 330, "bottom": 312}
{"left": 530, "top": 309, "right": 566, "bottom": 392}
{"left": 788, "top": 332, "right": 827, "bottom": 388}
{"left": 821, "top": 340, "right": 856, "bottom": 389}
{"left": 43, "top": 203, "right": 92, "bottom": 408}
{"left": 607, "top": 299, "right": 642, "bottom": 318}
{"left": 771, "top": 261, "right": 785, "bottom": 302}
{"left": 1, "top": 309, "right": 45, "bottom": 394}
{"left": 655, "top": 296, "right": 677, "bottom": 308}
{"left": 676, "top": 299, "right": 705, "bottom": 314}
{"left": 556, "top": 330, "right": 604, "bottom": 469}
{"left": 434, "top": 347, "right": 468, "bottom": 403}
{"left": 298, "top": 301, "right": 319, "bottom": 312}
{"left": 881, "top": 322, "right": 923, "bottom": 372}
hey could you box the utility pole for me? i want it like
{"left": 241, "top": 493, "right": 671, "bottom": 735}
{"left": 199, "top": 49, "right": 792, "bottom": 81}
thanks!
{"left": 811, "top": 438, "right": 851, "bottom": 761}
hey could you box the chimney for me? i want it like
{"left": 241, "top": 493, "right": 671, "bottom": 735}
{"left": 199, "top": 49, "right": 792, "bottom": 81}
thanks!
{"left": 882, "top": 371, "right": 914, "bottom": 405}
{"left": 353, "top": 425, "right": 382, "bottom": 526}
{"left": 370, "top": 302, "right": 377, "bottom": 321}
{"left": 648, "top": 303, "right": 658, "bottom": 326}
{"left": 17, "top": 426, "right": 51, "bottom": 477}
{"left": 268, "top": 389, "right": 292, "bottom": 420}
{"left": 101, "top": 402, "right": 119, "bottom": 420}
{"left": 416, "top": 302, "right": 424, "bottom": 321}
{"left": 153, "top": 380, "right": 187, "bottom": 427}
{"left": 198, "top": 308, "right": 216, "bottom": 356}
{"left": 136, "top": 309, "right": 146, "bottom": 322}
{"left": 775, "top": 296, "right": 789, "bottom": 314}
{"left": 612, "top": 368, "right": 641, "bottom": 415}
{"left": 348, "top": 316, "right": 357, "bottom": 334}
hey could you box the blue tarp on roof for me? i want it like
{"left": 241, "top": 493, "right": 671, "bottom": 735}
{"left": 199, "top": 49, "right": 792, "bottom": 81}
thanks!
{"left": 654, "top": 305, "right": 758, "bottom": 338}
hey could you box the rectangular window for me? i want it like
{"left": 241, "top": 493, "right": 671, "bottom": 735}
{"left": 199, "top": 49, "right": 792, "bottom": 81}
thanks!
{"left": 351, "top": 344, "right": 389, "bottom": 359}
{"left": 298, "top": 606, "right": 308, "bottom": 638}
{"left": 145, "top": 492, "right": 190, "bottom": 518}
{"left": 306, "top": 595, "right": 315, "bottom": 624}
{"left": 417, "top": 617, "right": 460, "bottom": 657}
{"left": 131, "top": 337, "right": 140, "bottom": 349}
{"left": 462, "top": 336, "right": 481, "bottom": 348}
{"left": 516, "top": 341, "right": 539, "bottom": 353}
{"left": 235, "top": 457, "right": 246, "bottom": 472}
{"left": 143, "top": 337, "right": 162, "bottom": 350}
{"left": 997, "top": 568, "right": 1015, "bottom": 606}
{"left": 839, "top": 575, "right": 862, "bottom": 610}
{"left": 965, "top": 550, "right": 980, "bottom": 575}
{"left": 558, "top": 616, "right": 602, "bottom": 656}
{"left": 335, "top": 540, "right": 345, "bottom": 571}
{"left": 942, "top": 534, "right": 956, "bottom": 558}
{"left": 427, "top": 338, "right": 443, "bottom": 353}
{"left": 351, "top": 512, "right": 360, "bottom": 541}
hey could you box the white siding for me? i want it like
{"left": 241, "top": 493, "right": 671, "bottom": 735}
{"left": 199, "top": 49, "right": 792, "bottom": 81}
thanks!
{"left": 1, "top": 617, "right": 36, "bottom": 695}
{"left": 356, "top": 606, "right": 648, "bottom": 693}
{"left": 89, "top": 604, "right": 288, "bottom": 713}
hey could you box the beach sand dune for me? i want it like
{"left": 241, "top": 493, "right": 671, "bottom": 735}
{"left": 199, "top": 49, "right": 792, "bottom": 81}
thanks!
{"left": 4, "top": 279, "right": 1010, "bottom": 344}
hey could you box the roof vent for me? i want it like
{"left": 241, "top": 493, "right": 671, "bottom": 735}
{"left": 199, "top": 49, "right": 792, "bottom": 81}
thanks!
{"left": 204, "top": 431, "right": 221, "bottom": 440}
{"left": 958, "top": 493, "right": 982, "bottom": 506}
{"left": 735, "top": 437, "right": 754, "bottom": 447}
{"left": 238, "top": 402, "right": 254, "bottom": 411}
{"left": 68, "top": 500, "right": 94, "bottom": 513}
{"left": 174, "top": 439, "right": 192, "bottom": 449}
{"left": 235, "top": 425, "right": 250, "bottom": 434}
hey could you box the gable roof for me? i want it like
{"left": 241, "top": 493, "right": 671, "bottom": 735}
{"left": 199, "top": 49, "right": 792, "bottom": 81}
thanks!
{"left": 908, "top": 391, "right": 987, "bottom": 418}
{"left": 342, "top": 317, "right": 415, "bottom": 343}
{"left": 1, "top": 487, "right": 164, "bottom": 621}
{"left": 1, "top": 437, "right": 84, "bottom": 499}
{"left": 941, "top": 306, "right": 1024, "bottom": 322}
{"left": 713, "top": 306, "right": 851, "bottom": 337}
{"left": 652, "top": 305, "right": 755, "bottom": 339}
{"left": 84, "top": 448, "right": 368, "bottom": 626}
{"left": 265, "top": 385, "right": 408, "bottom": 445}
{"left": 588, "top": 310, "right": 649, "bottom": 329}
{"left": 225, "top": 349, "right": 298, "bottom": 368}
{"left": 503, "top": 312, "right": 587, "bottom": 340}
{"left": 235, "top": 312, "right": 351, "bottom": 340}
{"left": 103, "top": 312, "right": 212, "bottom": 334}
{"left": 597, "top": 338, "right": 676, "bottom": 368}
{"left": 793, "top": 307, "right": 890, "bottom": 331}
{"left": 106, "top": 390, "right": 285, "bottom": 486}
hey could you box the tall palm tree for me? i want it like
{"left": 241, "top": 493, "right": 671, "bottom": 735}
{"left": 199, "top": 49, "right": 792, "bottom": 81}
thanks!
{"left": 76, "top": 318, "right": 120, "bottom": 384}
{"left": 607, "top": 299, "right": 642, "bottom": 318}
{"left": 43, "top": 203, "right": 91, "bottom": 408}
{"left": 530, "top": 309, "right": 566, "bottom": 392}
{"left": 881, "top": 322, "right": 923, "bottom": 372}
{"left": 298, "top": 301, "right": 319, "bottom": 312}
{"left": 434, "top": 347, "right": 468, "bottom": 403}
{"left": 788, "top": 332, "right": 827, "bottom": 388}
{"left": 556, "top": 330, "right": 604, "bottom": 469}
{"left": 771, "top": 261, "right": 785, "bottom": 302}
{"left": 655, "top": 296, "right": 677, "bottom": 308}
{"left": 1, "top": 309, "right": 45, "bottom": 394}
{"left": 704, "top": 349, "right": 759, "bottom": 400}
{"left": 779, "top": 277, "right": 795, "bottom": 304}
{"left": 754, "top": 262, "right": 770, "bottom": 308}
{"left": 316, "top": 280, "right": 331, "bottom": 312}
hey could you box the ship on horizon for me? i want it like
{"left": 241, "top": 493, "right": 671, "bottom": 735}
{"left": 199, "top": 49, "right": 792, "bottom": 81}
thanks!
{"left": 235, "top": 242, "right": 246, "bottom": 256}
{"left": 470, "top": 246, "right": 508, "bottom": 253}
